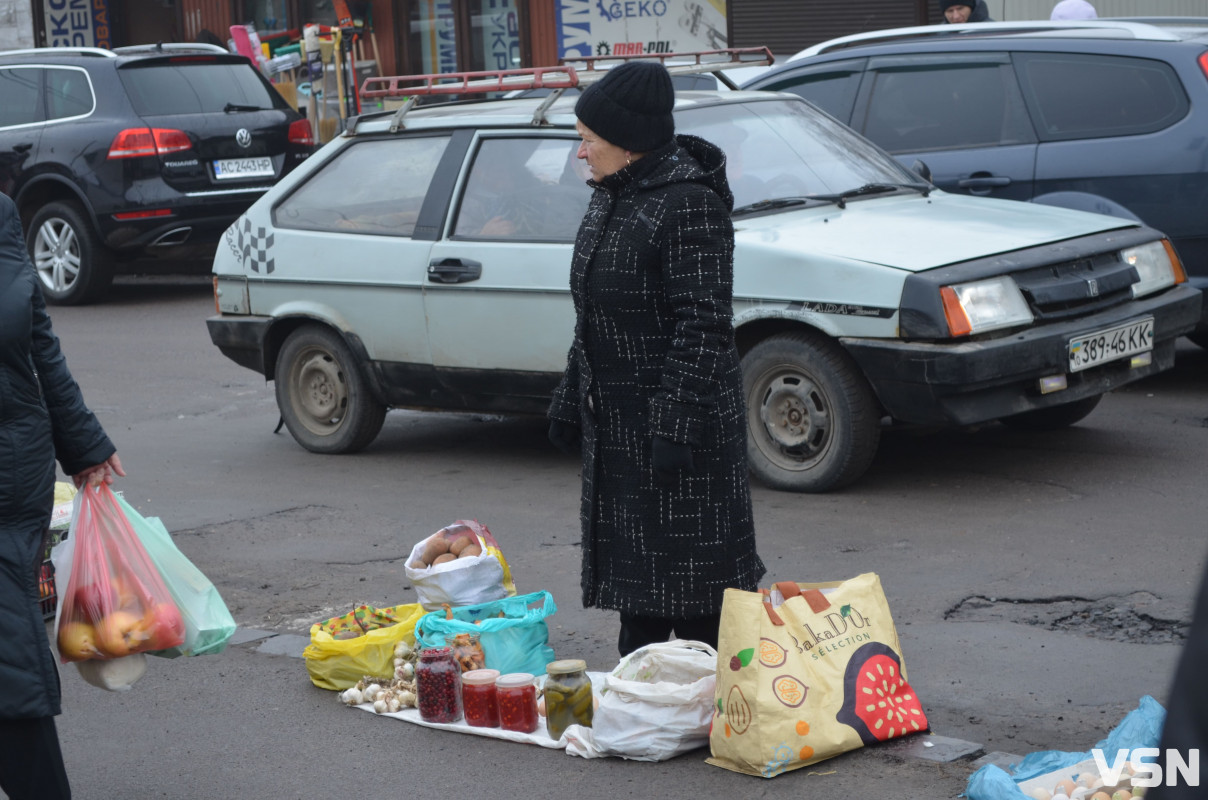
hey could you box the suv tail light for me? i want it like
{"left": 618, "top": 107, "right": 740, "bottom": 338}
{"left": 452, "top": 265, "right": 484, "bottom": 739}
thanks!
{"left": 108, "top": 128, "right": 193, "bottom": 159}
{"left": 288, "top": 119, "right": 315, "bottom": 147}
{"left": 1199, "top": 52, "right": 1208, "bottom": 80}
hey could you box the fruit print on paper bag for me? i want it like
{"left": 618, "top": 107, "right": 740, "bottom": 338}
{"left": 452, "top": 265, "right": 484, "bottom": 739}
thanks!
{"left": 836, "top": 642, "right": 929, "bottom": 745}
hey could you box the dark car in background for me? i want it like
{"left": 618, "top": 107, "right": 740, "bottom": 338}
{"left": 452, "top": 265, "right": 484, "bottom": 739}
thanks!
{"left": 742, "top": 18, "right": 1208, "bottom": 345}
{"left": 0, "top": 43, "right": 313, "bottom": 304}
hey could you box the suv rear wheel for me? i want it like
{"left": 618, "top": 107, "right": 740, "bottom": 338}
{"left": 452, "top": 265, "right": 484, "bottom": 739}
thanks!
{"left": 742, "top": 331, "right": 881, "bottom": 492}
{"left": 27, "top": 201, "right": 115, "bottom": 305}
{"left": 275, "top": 325, "right": 387, "bottom": 454}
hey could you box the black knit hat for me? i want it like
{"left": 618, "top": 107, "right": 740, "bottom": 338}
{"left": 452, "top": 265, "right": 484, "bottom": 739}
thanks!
{"left": 939, "top": 0, "right": 973, "bottom": 10}
{"left": 574, "top": 60, "right": 675, "bottom": 153}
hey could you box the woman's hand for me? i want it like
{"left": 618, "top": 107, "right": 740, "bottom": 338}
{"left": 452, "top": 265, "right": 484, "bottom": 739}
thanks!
{"left": 72, "top": 453, "right": 126, "bottom": 487}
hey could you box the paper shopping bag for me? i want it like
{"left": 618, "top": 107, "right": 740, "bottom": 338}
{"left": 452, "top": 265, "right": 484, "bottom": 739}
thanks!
{"left": 707, "top": 573, "right": 929, "bottom": 778}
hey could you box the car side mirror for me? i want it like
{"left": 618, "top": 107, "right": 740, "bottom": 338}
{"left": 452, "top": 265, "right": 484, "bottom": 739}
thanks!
{"left": 910, "top": 160, "right": 932, "bottom": 183}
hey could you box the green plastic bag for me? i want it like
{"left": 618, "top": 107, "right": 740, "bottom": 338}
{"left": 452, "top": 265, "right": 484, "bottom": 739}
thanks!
{"left": 414, "top": 590, "right": 557, "bottom": 675}
{"left": 116, "top": 494, "right": 237, "bottom": 658}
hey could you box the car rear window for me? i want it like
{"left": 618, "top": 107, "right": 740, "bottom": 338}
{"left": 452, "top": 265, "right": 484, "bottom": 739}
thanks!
{"left": 1014, "top": 53, "right": 1189, "bottom": 141}
{"left": 274, "top": 135, "right": 451, "bottom": 236}
{"left": 117, "top": 61, "right": 282, "bottom": 115}
{"left": 756, "top": 58, "right": 867, "bottom": 123}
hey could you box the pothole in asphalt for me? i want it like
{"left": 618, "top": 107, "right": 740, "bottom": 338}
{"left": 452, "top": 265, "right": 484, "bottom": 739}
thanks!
{"left": 945, "top": 592, "right": 1190, "bottom": 644}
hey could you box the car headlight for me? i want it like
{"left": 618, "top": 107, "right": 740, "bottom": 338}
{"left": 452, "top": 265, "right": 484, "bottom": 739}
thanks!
{"left": 1125, "top": 240, "right": 1186, "bottom": 299}
{"left": 939, "top": 276, "right": 1033, "bottom": 337}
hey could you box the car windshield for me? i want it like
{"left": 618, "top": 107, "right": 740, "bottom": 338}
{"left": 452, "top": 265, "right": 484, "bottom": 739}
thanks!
{"left": 677, "top": 98, "right": 926, "bottom": 212}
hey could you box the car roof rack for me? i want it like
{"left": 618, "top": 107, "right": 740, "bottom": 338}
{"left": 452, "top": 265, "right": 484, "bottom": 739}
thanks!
{"left": 356, "top": 46, "right": 773, "bottom": 133}
{"left": 790, "top": 19, "right": 1183, "bottom": 59}
{"left": 0, "top": 47, "right": 116, "bottom": 58}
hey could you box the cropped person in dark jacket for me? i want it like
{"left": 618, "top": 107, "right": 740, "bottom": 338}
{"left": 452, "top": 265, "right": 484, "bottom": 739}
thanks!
{"left": 548, "top": 60, "right": 765, "bottom": 656}
{"left": 0, "top": 193, "right": 124, "bottom": 799}
{"left": 939, "top": 0, "right": 994, "bottom": 23}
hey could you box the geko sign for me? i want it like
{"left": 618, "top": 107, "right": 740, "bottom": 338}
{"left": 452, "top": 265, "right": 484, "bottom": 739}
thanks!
{"left": 1092, "top": 748, "right": 1201, "bottom": 788}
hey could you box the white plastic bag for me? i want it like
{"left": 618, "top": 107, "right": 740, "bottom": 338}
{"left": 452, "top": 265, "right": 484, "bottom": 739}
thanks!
{"left": 590, "top": 639, "right": 718, "bottom": 761}
{"left": 403, "top": 521, "right": 516, "bottom": 611}
{"left": 75, "top": 654, "right": 148, "bottom": 692}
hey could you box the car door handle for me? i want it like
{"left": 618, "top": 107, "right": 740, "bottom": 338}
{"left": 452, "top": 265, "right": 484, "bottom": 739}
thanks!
{"left": 958, "top": 175, "right": 1012, "bottom": 191}
{"left": 13, "top": 142, "right": 33, "bottom": 153}
{"left": 428, "top": 258, "right": 482, "bottom": 284}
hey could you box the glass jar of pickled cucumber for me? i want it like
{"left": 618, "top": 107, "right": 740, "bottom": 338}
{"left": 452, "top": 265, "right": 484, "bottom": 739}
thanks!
{"left": 543, "top": 659, "right": 593, "bottom": 740}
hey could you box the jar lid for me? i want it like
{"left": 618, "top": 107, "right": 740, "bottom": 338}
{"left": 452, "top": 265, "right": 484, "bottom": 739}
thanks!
{"left": 545, "top": 659, "right": 587, "bottom": 675}
{"left": 462, "top": 669, "right": 501, "bottom": 686}
{"left": 419, "top": 646, "right": 452, "bottom": 659}
{"left": 495, "top": 672, "right": 535, "bottom": 688}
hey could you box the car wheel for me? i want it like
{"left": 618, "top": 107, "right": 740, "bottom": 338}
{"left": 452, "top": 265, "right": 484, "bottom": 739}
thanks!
{"left": 742, "top": 331, "right": 881, "bottom": 493}
{"left": 1000, "top": 394, "right": 1102, "bottom": 431}
{"left": 27, "top": 200, "right": 115, "bottom": 305}
{"left": 274, "top": 325, "right": 387, "bottom": 454}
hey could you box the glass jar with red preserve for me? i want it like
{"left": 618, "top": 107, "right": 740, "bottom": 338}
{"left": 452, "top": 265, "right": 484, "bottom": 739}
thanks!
{"left": 496, "top": 672, "right": 539, "bottom": 734}
{"left": 416, "top": 646, "right": 463, "bottom": 723}
{"left": 461, "top": 669, "right": 500, "bottom": 727}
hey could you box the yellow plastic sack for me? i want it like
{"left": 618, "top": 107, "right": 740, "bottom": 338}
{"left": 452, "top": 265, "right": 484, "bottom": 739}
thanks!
{"left": 304, "top": 603, "right": 425, "bottom": 690}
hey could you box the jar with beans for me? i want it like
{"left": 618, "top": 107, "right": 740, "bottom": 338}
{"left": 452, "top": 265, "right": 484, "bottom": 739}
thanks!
{"left": 543, "top": 659, "right": 593, "bottom": 740}
{"left": 416, "top": 646, "right": 463, "bottom": 723}
{"left": 461, "top": 669, "right": 500, "bottom": 728}
{"left": 495, "top": 673, "right": 538, "bottom": 734}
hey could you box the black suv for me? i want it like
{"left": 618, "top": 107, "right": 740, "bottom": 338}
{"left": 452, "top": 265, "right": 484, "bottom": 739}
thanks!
{"left": 743, "top": 18, "right": 1208, "bottom": 344}
{"left": 0, "top": 43, "right": 313, "bottom": 304}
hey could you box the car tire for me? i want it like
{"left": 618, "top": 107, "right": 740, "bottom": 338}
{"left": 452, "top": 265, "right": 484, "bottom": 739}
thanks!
{"left": 742, "top": 331, "right": 881, "bottom": 493}
{"left": 1000, "top": 394, "right": 1102, "bottom": 431}
{"left": 275, "top": 325, "right": 387, "bottom": 454}
{"left": 27, "top": 201, "right": 115, "bottom": 305}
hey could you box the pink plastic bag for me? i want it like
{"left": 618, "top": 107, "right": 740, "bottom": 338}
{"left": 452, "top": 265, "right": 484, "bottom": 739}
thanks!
{"left": 54, "top": 484, "right": 185, "bottom": 663}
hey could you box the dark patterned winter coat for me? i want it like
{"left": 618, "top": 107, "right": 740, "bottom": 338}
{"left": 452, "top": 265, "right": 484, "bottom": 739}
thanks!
{"left": 0, "top": 194, "right": 114, "bottom": 719}
{"left": 549, "top": 134, "right": 765, "bottom": 619}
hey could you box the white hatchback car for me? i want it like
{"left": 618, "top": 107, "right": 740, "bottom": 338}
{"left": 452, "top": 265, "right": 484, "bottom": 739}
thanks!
{"left": 207, "top": 53, "right": 1201, "bottom": 492}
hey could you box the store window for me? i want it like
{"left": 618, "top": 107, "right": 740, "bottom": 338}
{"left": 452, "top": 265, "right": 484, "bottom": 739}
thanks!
{"left": 407, "top": 0, "right": 523, "bottom": 75}
{"left": 468, "top": 0, "right": 520, "bottom": 71}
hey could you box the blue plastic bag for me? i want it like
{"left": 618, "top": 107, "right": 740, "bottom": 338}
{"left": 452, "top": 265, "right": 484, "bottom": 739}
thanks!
{"left": 966, "top": 696, "right": 1167, "bottom": 800}
{"left": 414, "top": 590, "right": 557, "bottom": 675}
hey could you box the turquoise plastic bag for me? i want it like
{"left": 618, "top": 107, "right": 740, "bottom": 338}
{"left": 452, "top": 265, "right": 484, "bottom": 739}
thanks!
{"left": 414, "top": 591, "right": 557, "bottom": 675}
{"left": 116, "top": 495, "right": 237, "bottom": 658}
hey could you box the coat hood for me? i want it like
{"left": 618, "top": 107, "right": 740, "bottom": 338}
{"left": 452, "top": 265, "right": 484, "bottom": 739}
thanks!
{"left": 599, "top": 134, "right": 735, "bottom": 212}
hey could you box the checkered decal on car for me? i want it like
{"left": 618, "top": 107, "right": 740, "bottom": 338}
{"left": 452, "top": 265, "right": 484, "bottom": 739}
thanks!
{"left": 238, "top": 216, "right": 275, "bottom": 274}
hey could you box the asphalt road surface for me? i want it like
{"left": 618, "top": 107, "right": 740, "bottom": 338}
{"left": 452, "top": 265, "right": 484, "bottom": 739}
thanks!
{"left": 35, "top": 276, "right": 1208, "bottom": 799}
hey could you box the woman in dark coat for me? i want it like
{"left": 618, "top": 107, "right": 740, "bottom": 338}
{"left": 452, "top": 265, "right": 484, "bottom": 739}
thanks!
{"left": 548, "top": 60, "right": 765, "bottom": 656}
{"left": 0, "top": 193, "right": 123, "bottom": 799}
